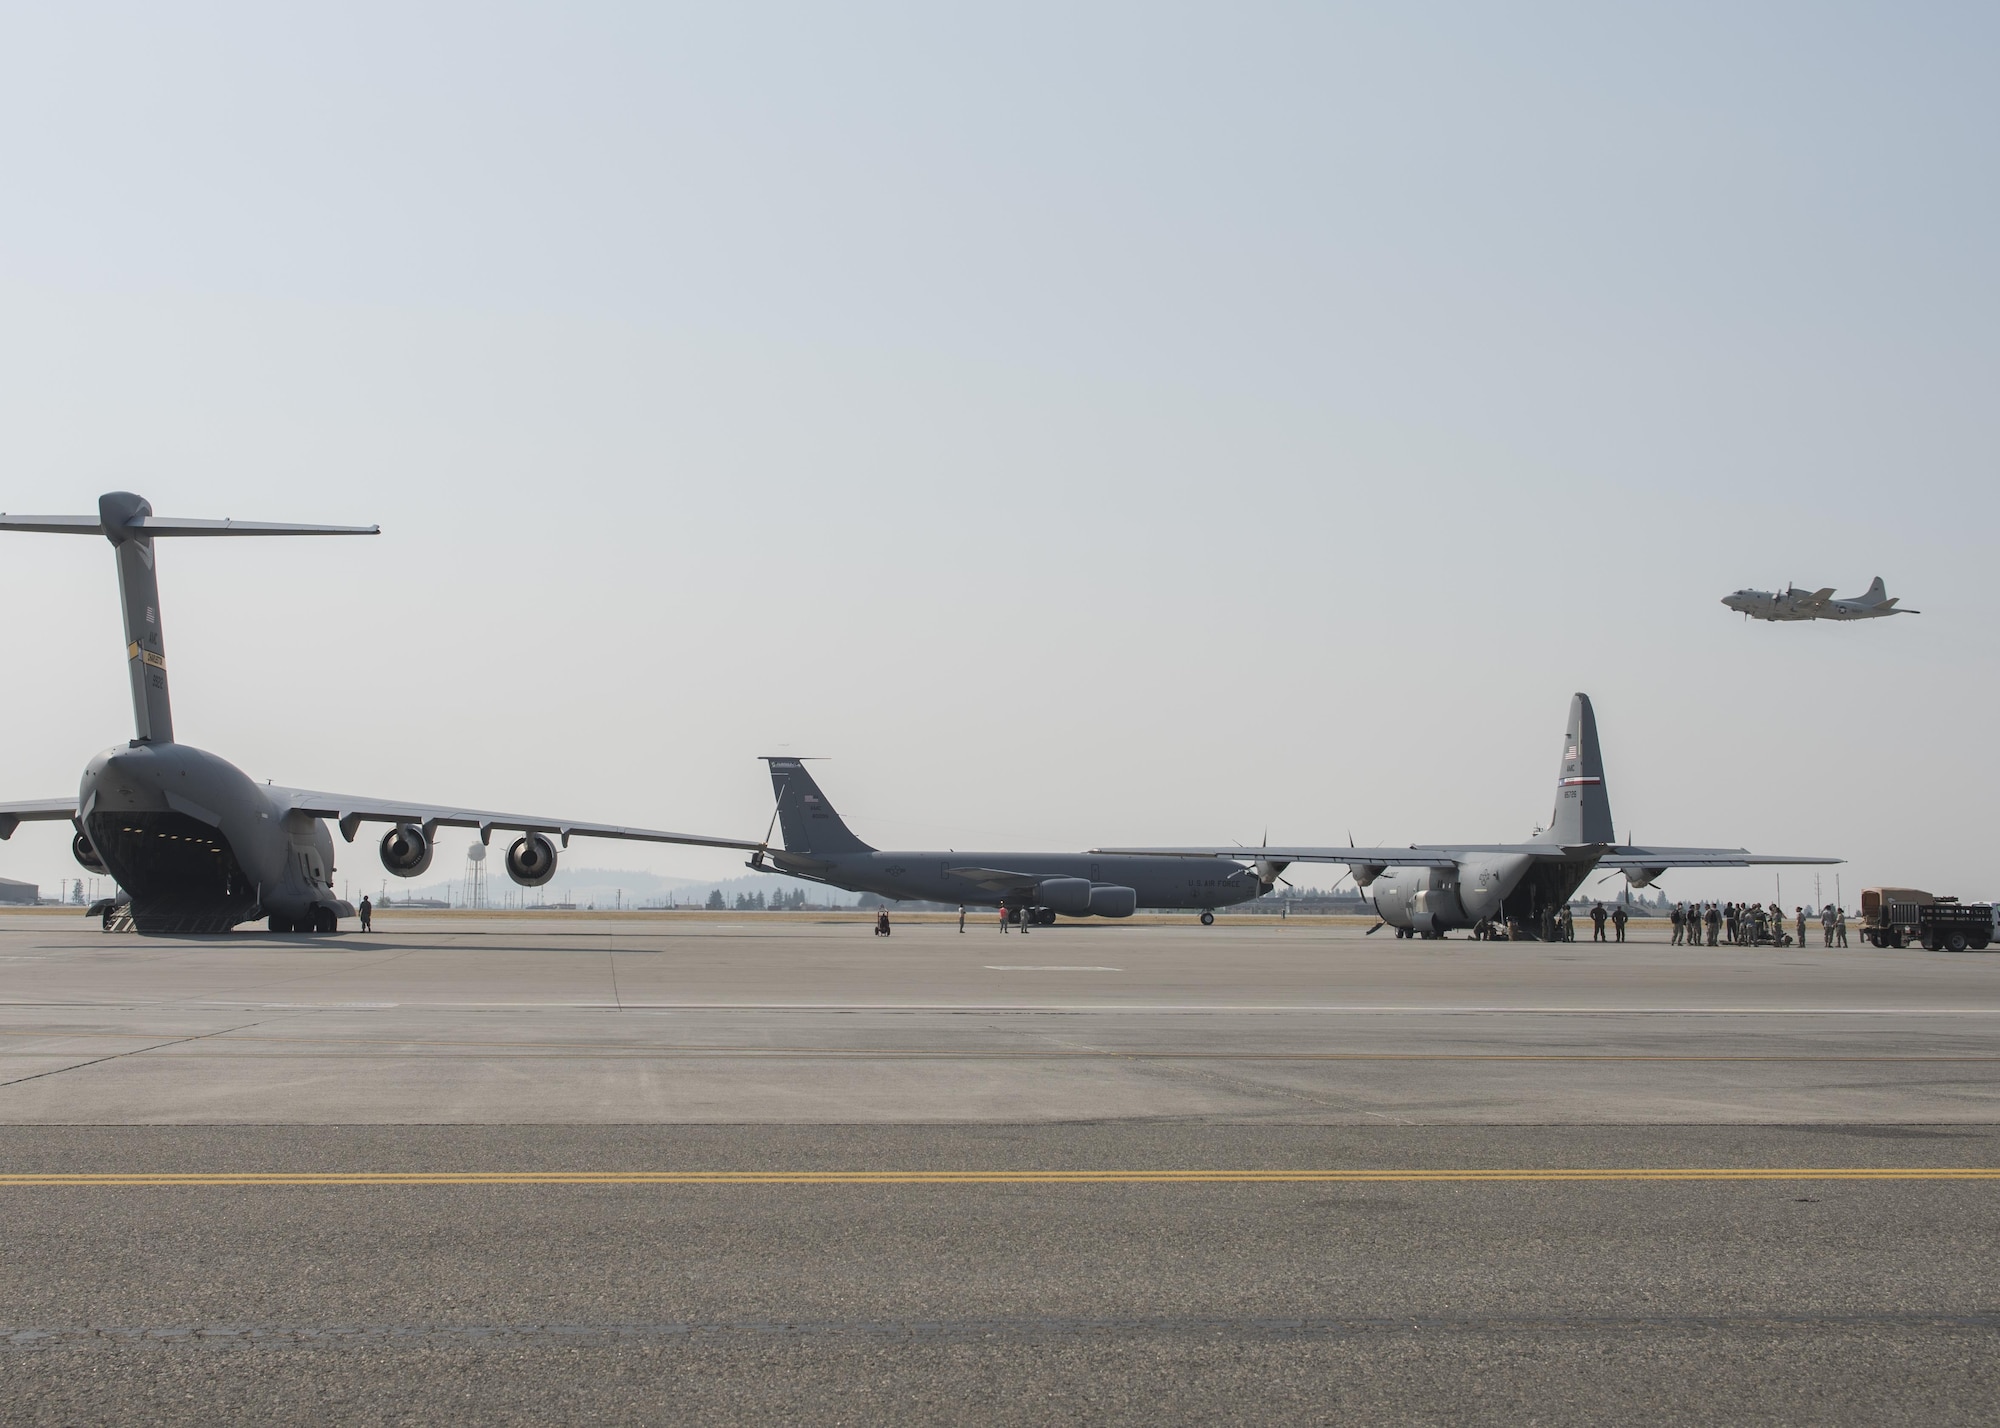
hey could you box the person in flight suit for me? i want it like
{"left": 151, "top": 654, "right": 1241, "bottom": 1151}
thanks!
{"left": 1590, "top": 903, "right": 1608, "bottom": 941}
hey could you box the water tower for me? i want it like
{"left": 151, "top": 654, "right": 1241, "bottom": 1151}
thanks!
{"left": 463, "top": 839, "right": 487, "bottom": 910}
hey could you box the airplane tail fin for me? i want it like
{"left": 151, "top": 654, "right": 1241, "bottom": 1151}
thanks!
{"left": 1862, "top": 576, "right": 1888, "bottom": 605}
{"left": 1, "top": 492, "right": 377, "bottom": 745}
{"left": 1546, "top": 693, "right": 1615, "bottom": 847}
{"left": 762, "top": 758, "right": 875, "bottom": 855}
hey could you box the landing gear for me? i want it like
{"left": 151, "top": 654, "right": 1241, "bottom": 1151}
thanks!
{"left": 268, "top": 914, "right": 294, "bottom": 934}
{"left": 1034, "top": 908, "right": 1056, "bottom": 927}
{"left": 1199, "top": 911, "right": 1215, "bottom": 926}
{"left": 313, "top": 906, "right": 338, "bottom": 933}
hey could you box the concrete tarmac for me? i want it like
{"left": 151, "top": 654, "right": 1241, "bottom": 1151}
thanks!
{"left": 2, "top": 913, "right": 1997, "bottom": 1424}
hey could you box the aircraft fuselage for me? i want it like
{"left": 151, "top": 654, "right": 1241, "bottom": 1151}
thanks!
{"left": 1366, "top": 853, "right": 1591, "bottom": 938}
{"left": 81, "top": 741, "right": 345, "bottom": 934}
{"left": 768, "top": 849, "right": 1265, "bottom": 914}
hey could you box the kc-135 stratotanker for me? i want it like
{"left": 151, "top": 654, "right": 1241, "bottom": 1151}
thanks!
{"left": 749, "top": 758, "right": 1279, "bottom": 926}
{"left": 0, "top": 493, "right": 762, "bottom": 933}
{"left": 1094, "top": 694, "right": 1840, "bottom": 940}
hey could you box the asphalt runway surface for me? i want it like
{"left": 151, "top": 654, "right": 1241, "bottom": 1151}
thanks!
{"left": 1, "top": 912, "right": 1996, "bottom": 1424}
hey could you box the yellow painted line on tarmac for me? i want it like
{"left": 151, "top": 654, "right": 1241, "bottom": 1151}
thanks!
{"left": 0, "top": 1030, "right": 1996, "bottom": 1062}
{"left": 0, "top": 1168, "right": 1997, "bottom": 1187}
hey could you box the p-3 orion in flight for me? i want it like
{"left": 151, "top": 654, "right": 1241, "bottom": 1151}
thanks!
{"left": 0, "top": 493, "right": 762, "bottom": 934}
{"left": 1722, "top": 577, "right": 1918, "bottom": 622}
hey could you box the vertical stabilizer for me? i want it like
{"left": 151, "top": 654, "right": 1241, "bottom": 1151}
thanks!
{"left": 1862, "top": 576, "right": 1888, "bottom": 605}
{"left": 762, "top": 758, "right": 875, "bottom": 855}
{"left": 0, "top": 494, "right": 377, "bottom": 747}
{"left": 101, "top": 492, "right": 174, "bottom": 744}
{"left": 1546, "top": 693, "right": 1615, "bottom": 846}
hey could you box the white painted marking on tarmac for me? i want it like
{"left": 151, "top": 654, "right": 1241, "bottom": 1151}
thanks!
{"left": 193, "top": 1003, "right": 400, "bottom": 1010}
{"left": 9, "top": 1001, "right": 2000, "bottom": 1016}
{"left": 983, "top": 966, "right": 1123, "bottom": 973}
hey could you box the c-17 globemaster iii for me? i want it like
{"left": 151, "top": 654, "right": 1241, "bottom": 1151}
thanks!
{"left": 1095, "top": 693, "right": 1839, "bottom": 940}
{"left": 1722, "top": 577, "right": 1918, "bottom": 622}
{"left": 0, "top": 493, "right": 763, "bottom": 934}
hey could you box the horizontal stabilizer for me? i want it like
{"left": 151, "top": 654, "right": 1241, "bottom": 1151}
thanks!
{"left": 0, "top": 513, "right": 378, "bottom": 538}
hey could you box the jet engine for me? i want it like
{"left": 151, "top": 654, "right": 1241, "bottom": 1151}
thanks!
{"left": 505, "top": 833, "right": 558, "bottom": 888}
{"left": 1087, "top": 885, "right": 1137, "bottom": 918}
{"left": 379, "top": 824, "right": 434, "bottom": 878}
{"left": 72, "top": 828, "right": 108, "bottom": 875}
{"left": 1036, "top": 878, "right": 1094, "bottom": 916}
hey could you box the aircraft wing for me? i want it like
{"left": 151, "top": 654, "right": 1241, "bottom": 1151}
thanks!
{"left": 1089, "top": 845, "right": 1463, "bottom": 868}
{"left": 273, "top": 787, "right": 765, "bottom": 852}
{"left": 1093, "top": 842, "right": 1840, "bottom": 870}
{"left": 942, "top": 866, "right": 1049, "bottom": 892}
{"left": 0, "top": 799, "right": 80, "bottom": 840}
{"left": 1802, "top": 587, "right": 1837, "bottom": 608}
{"left": 1597, "top": 846, "right": 1841, "bottom": 869}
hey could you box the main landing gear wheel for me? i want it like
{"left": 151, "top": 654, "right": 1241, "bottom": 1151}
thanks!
{"left": 268, "top": 914, "right": 294, "bottom": 934}
{"left": 1199, "top": 911, "right": 1215, "bottom": 926}
{"left": 314, "top": 907, "right": 338, "bottom": 934}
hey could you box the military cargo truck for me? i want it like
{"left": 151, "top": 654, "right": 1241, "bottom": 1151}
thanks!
{"left": 1859, "top": 887, "right": 1993, "bottom": 950}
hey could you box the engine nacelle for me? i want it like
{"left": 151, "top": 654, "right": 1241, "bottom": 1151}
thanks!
{"left": 379, "top": 824, "right": 434, "bottom": 878}
{"left": 1037, "top": 877, "right": 1094, "bottom": 916}
{"left": 72, "top": 828, "right": 108, "bottom": 875}
{"left": 1350, "top": 862, "right": 1388, "bottom": 889}
{"left": 1087, "top": 884, "right": 1137, "bottom": 918}
{"left": 505, "top": 833, "right": 558, "bottom": 887}
{"left": 1621, "top": 865, "right": 1668, "bottom": 889}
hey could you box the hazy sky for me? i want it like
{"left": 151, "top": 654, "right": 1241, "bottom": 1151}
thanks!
{"left": 3, "top": 3, "right": 1994, "bottom": 905}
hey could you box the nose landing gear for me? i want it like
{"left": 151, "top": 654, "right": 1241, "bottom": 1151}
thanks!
{"left": 1199, "top": 911, "right": 1215, "bottom": 926}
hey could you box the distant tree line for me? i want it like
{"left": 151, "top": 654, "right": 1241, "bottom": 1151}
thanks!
{"left": 702, "top": 888, "right": 816, "bottom": 910}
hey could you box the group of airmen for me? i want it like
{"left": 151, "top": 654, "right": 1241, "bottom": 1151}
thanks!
{"left": 1671, "top": 901, "right": 1849, "bottom": 948}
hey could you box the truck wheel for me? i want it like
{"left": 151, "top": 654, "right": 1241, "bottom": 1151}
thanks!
{"left": 1948, "top": 932, "right": 1969, "bottom": 952}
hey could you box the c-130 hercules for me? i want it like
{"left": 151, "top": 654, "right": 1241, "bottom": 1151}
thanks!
{"left": 0, "top": 493, "right": 762, "bottom": 933}
{"left": 1096, "top": 694, "right": 1839, "bottom": 940}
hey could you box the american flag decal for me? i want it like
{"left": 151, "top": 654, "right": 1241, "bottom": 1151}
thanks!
{"left": 1558, "top": 776, "right": 1601, "bottom": 786}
